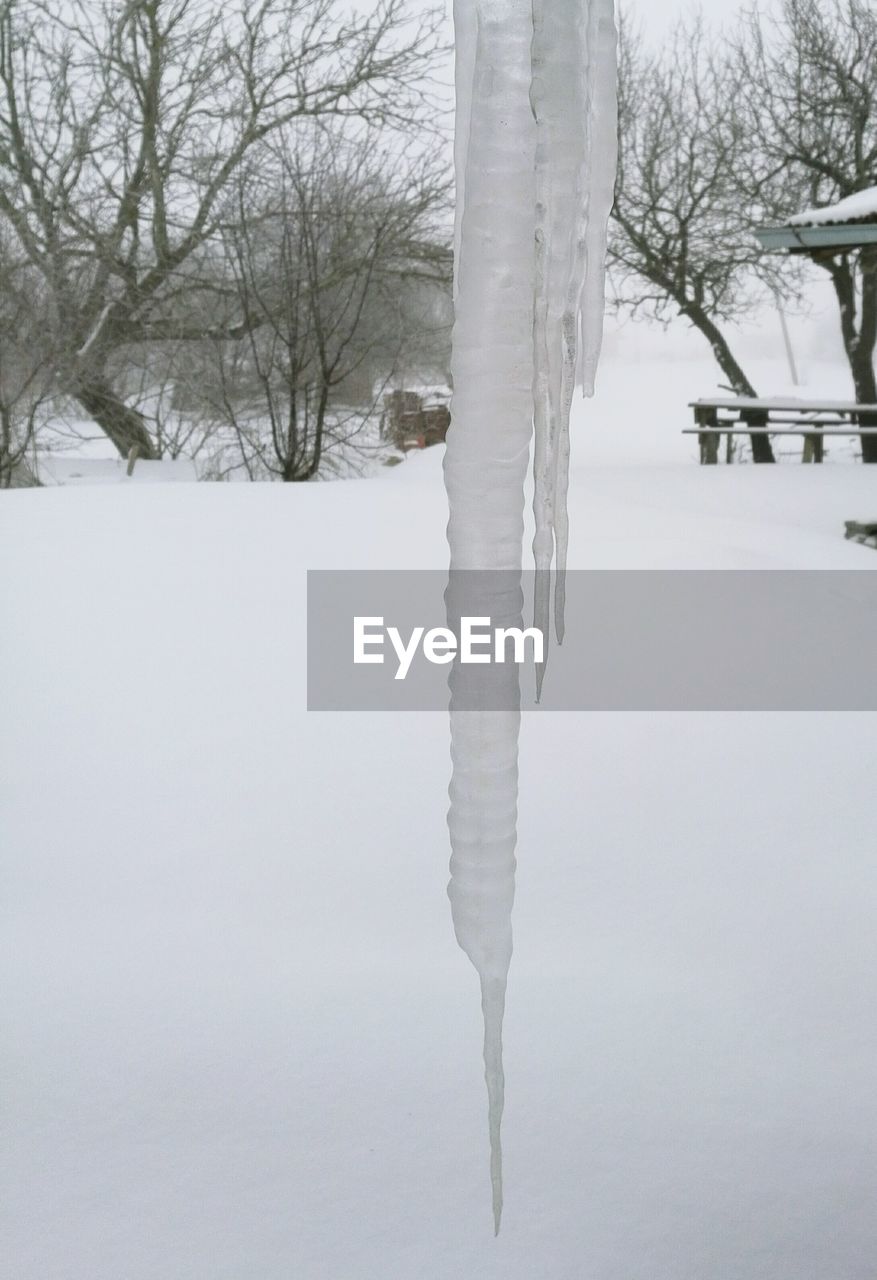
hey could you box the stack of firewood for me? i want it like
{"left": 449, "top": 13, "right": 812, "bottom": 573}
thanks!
{"left": 381, "top": 391, "right": 450, "bottom": 450}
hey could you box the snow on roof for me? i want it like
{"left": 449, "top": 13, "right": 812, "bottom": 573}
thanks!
{"left": 788, "top": 185, "right": 877, "bottom": 227}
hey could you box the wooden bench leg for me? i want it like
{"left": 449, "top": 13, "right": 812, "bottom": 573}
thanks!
{"left": 699, "top": 431, "right": 719, "bottom": 464}
{"left": 802, "top": 432, "right": 825, "bottom": 463}
{"left": 694, "top": 408, "right": 719, "bottom": 465}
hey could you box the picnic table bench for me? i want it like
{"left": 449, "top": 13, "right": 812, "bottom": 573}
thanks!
{"left": 685, "top": 397, "right": 877, "bottom": 464}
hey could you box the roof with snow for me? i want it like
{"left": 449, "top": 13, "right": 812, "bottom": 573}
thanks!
{"left": 789, "top": 187, "right": 877, "bottom": 227}
{"left": 755, "top": 185, "right": 877, "bottom": 254}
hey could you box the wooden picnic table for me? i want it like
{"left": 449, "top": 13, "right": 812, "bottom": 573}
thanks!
{"left": 685, "top": 396, "right": 877, "bottom": 464}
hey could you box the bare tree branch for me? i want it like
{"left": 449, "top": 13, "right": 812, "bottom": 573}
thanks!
{"left": 0, "top": 0, "right": 448, "bottom": 457}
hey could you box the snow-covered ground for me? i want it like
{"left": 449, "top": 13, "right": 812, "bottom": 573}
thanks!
{"left": 3, "top": 353, "right": 876, "bottom": 1279}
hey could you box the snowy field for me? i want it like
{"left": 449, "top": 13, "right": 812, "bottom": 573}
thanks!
{"left": 3, "top": 353, "right": 876, "bottom": 1279}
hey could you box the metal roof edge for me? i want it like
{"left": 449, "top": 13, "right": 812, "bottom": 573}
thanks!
{"left": 754, "top": 224, "right": 877, "bottom": 252}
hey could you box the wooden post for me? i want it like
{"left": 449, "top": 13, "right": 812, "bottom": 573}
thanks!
{"left": 775, "top": 294, "right": 800, "bottom": 386}
{"left": 802, "top": 430, "right": 824, "bottom": 464}
{"left": 695, "top": 405, "right": 719, "bottom": 465}
{"left": 126, "top": 444, "right": 140, "bottom": 476}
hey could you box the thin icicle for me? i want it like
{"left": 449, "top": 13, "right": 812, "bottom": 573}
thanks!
{"left": 530, "top": 0, "right": 557, "bottom": 694}
{"left": 580, "top": 0, "right": 619, "bottom": 398}
{"left": 452, "top": 0, "right": 477, "bottom": 303}
{"left": 530, "top": 0, "right": 591, "bottom": 664}
{"left": 548, "top": 0, "right": 618, "bottom": 644}
{"left": 482, "top": 975, "right": 508, "bottom": 1234}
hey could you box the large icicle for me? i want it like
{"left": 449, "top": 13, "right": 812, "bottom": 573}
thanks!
{"left": 445, "top": 0, "right": 617, "bottom": 1233}
{"left": 445, "top": 0, "right": 536, "bottom": 577}
{"left": 445, "top": 0, "right": 535, "bottom": 1234}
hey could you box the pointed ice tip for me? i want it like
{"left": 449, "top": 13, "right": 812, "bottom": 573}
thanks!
{"left": 490, "top": 1136, "right": 504, "bottom": 1236}
{"left": 492, "top": 1170, "right": 503, "bottom": 1235}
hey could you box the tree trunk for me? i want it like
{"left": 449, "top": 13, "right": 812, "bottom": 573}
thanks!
{"left": 683, "top": 303, "right": 775, "bottom": 463}
{"left": 0, "top": 404, "right": 11, "bottom": 489}
{"left": 72, "top": 376, "right": 157, "bottom": 460}
{"left": 282, "top": 393, "right": 328, "bottom": 481}
{"left": 851, "top": 355, "right": 877, "bottom": 464}
{"left": 852, "top": 251, "right": 877, "bottom": 464}
{"left": 823, "top": 252, "right": 877, "bottom": 464}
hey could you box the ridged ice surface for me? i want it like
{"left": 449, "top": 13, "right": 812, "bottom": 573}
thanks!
{"left": 531, "top": 0, "right": 587, "bottom": 680}
{"left": 532, "top": 0, "right": 619, "bottom": 667}
{"left": 444, "top": 0, "right": 617, "bottom": 1233}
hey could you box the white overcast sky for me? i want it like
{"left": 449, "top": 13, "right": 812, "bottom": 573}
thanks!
{"left": 403, "top": 0, "right": 766, "bottom": 118}
{"left": 417, "top": 0, "right": 765, "bottom": 44}
{"left": 609, "top": 0, "right": 757, "bottom": 37}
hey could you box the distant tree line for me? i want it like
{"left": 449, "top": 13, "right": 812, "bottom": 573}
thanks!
{"left": 4, "top": 0, "right": 873, "bottom": 482}
{"left": 611, "top": 0, "right": 877, "bottom": 462}
{"left": 0, "top": 0, "right": 451, "bottom": 484}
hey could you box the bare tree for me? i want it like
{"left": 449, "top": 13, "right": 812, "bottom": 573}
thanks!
{"left": 611, "top": 17, "right": 789, "bottom": 462}
{"left": 0, "top": 0, "right": 444, "bottom": 459}
{"left": 736, "top": 0, "right": 877, "bottom": 461}
{"left": 199, "top": 126, "right": 450, "bottom": 481}
{"left": 0, "top": 233, "right": 51, "bottom": 485}
{"left": 111, "top": 338, "right": 219, "bottom": 463}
